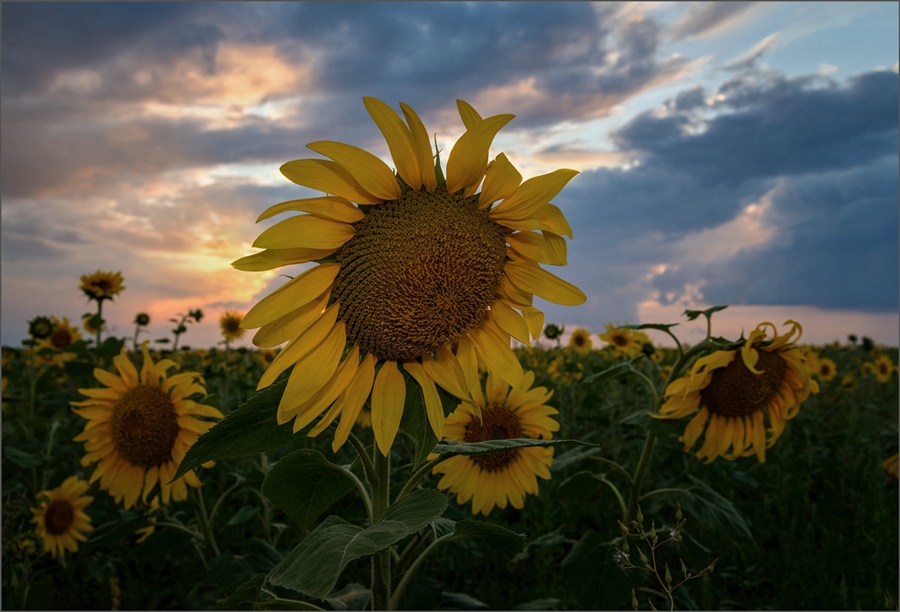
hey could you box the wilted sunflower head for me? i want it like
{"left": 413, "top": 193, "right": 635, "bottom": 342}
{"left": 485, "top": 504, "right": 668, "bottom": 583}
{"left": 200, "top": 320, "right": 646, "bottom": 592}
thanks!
{"left": 80, "top": 270, "right": 125, "bottom": 302}
{"left": 219, "top": 310, "right": 246, "bottom": 343}
{"left": 543, "top": 323, "right": 564, "bottom": 340}
{"left": 233, "top": 97, "right": 585, "bottom": 455}
{"left": 656, "top": 320, "right": 819, "bottom": 464}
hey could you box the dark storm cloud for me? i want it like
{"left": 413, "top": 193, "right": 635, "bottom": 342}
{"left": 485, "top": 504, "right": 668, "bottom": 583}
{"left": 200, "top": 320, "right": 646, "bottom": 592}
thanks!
{"left": 564, "top": 67, "right": 899, "bottom": 314}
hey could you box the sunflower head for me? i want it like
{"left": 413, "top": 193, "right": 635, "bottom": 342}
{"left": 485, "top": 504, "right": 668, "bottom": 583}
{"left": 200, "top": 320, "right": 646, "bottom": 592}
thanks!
{"left": 134, "top": 312, "right": 151, "bottom": 327}
{"left": 815, "top": 357, "right": 837, "bottom": 382}
{"left": 432, "top": 371, "right": 559, "bottom": 515}
{"left": 219, "top": 310, "right": 246, "bottom": 343}
{"left": 30, "top": 475, "right": 94, "bottom": 558}
{"left": 71, "top": 341, "right": 223, "bottom": 509}
{"left": 80, "top": 270, "right": 125, "bottom": 302}
{"left": 656, "top": 320, "right": 819, "bottom": 464}
{"left": 82, "top": 313, "right": 104, "bottom": 334}
{"left": 873, "top": 355, "right": 897, "bottom": 384}
{"left": 599, "top": 323, "right": 650, "bottom": 359}
{"left": 543, "top": 323, "right": 564, "bottom": 341}
{"left": 233, "top": 97, "right": 585, "bottom": 455}
{"left": 568, "top": 328, "right": 593, "bottom": 357}
{"left": 27, "top": 315, "right": 54, "bottom": 340}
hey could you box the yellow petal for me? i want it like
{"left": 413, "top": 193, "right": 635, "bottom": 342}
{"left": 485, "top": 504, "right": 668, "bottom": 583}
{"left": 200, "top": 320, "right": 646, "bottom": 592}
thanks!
{"left": 371, "top": 360, "right": 406, "bottom": 455}
{"left": 277, "top": 322, "right": 346, "bottom": 423}
{"left": 403, "top": 361, "right": 444, "bottom": 441}
{"left": 288, "top": 344, "right": 360, "bottom": 433}
{"left": 478, "top": 153, "right": 522, "bottom": 208}
{"left": 541, "top": 231, "right": 568, "bottom": 266}
{"left": 489, "top": 301, "right": 530, "bottom": 346}
{"left": 252, "top": 215, "right": 355, "bottom": 250}
{"left": 113, "top": 351, "right": 139, "bottom": 388}
{"left": 253, "top": 291, "right": 330, "bottom": 349}
{"left": 534, "top": 203, "right": 573, "bottom": 238}
{"left": 484, "top": 370, "right": 509, "bottom": 406}
{"left": 422, "top": 346, "right": 470, "bottom": 401}
{"left": 307, "top": 141, "right": 401, "bottom": 201}
{"left": 242, "top": 264, "right": 338, "bottom": 330}
{"left": 363, "top": 97, "right": 421, "bottom": 190}
{"left": 519, "top": 305, "right": 544, "bottom": 341}
{"left": 507, "top": 231, "right": 557, "bottom": 266}
{"left": 490, "top": 169, "right": 579, "bottom": 221}
{"left": 232, "top": 247, "right": 337, "bottom": 272}
{"left": 469, "top": 324, "right": 524, "bottom": 388}
{"left": 307, "top": 394, "right": 346, "bottom": 437}
{"left": 497, "top": 278, "right": 534, "bottom": 308}
{"left": 281, "top": 159, "right": 381, "bottom": 204}
{"left": 257, "top": 196, "right": 364, "bottom": 223}
{"left": 257, "top": 303, "right": 340, "bottom": 390}
{"left": 400, "top": 102, "right": 437, "bottom": 192}
{"left": 456, "top": 99, "right": 483, "bottom": 130}
{"left": 504, "top": 261, "right": 586, "bottom": 306}
{"left": 445, "top": 113, "right": 515, "bottom": 194}
{"left": 752, "top": 409, "right": 766, "bottom": 463}
{"left": 332, "top": 353, "right": 376, "bottom": 452}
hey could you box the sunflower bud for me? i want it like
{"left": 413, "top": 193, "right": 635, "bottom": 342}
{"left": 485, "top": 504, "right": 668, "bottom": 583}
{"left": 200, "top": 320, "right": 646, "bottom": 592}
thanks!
{"left": 675, "top": 501, "right": 682, "bottom": 522}
{"left": 637, "top": 546, "right": 649, "bottom": 566}
{"left": 631, "top": 589, "right": 638, "bottom": 611}
{"left": 665, "top": 562, "right": 672, "bottom": 586}
{"left": 544, "top": 323, "right": 564, "bottom": 340}
{"left": 680, "top": 558, "right": 689, "bottom": 578}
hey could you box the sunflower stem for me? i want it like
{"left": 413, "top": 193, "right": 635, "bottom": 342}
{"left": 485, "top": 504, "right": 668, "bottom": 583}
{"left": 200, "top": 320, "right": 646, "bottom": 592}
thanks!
{"left": 94, "top": 299, "right": 103, "bottom": 364}
{"left": 598, "top": 475, "right": 628, "bottom": 520}
{"left": 390, "top": 533, "right": 448, "bottom": 610}
{"left": 626, "top": 432, "right": 657, "bottom": 523}
{"left": 190, "top": 487, "right": 220, "bottom": 558}
{"left": 371, "top": 448, "right": 392, "bottom": 610}
{"left": 347, "top": 431, "right": 377, "bottom": 490}
{"left": 639, "top": 487, "right": 690, "bottom": 503}
{"left": 394, "top": 455, "right": 448, "bottom": 503}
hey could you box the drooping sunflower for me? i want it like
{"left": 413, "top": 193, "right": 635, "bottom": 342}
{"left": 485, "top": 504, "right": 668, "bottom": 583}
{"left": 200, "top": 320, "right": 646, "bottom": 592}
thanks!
{"left": 219, "top": 310, "right": 246, "bottom": 343}
{"left": 234, "top": 98, "right": 585, "bottom": 454}
{"left": 655, "top": 320, "right": 819, "bottom": 463}
{"left": 30, "top": 475, "right": 94, "bottom": 559}
{"left": 432, "top": 370, "right": 559, "bottom": 515}
{"left": 70, "top": 341, "right": 223, "bottom": 509}
{"left": 568, "top": 328, "right": 593, "bottom": 357}
{"left": 80, "top": 270, "right": 125, "bottom": 302}
{"left": 599, "top": 323, "right": 651, "bottom": 359}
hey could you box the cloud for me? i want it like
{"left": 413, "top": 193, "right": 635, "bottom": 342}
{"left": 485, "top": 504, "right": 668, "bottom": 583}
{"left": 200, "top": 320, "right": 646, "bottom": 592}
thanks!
{"left": 720, "top": 33, "right": 780, "bottom": 72}
{"left": 667, "top": 2, "right": 758, "bottom": 40}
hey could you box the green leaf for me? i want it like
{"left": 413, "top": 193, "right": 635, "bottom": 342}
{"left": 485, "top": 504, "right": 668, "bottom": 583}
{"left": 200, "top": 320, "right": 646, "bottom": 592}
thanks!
{"left": 202, "top": 394, "right": 224, "bottom": 412}
{"left": 682, "top": 475, "right": 754, "bottom": 541}
{"left": 684, "top": 304, "right": 728, "bottom": 322}
{"left": 382, "top": 488, "right": 448, "bottom": 532}
{"left": 173, "top": 380, "right": 293, "bottom": 481}
{"left": 269, "top": 516, "right": 417, "bottom": 599}
{"left": 208, "top": 554, "right": 256, "bottom": 591}
{"left": 219, "top": 573, "right": 266, "bottom": 610}
{"left": 440, "top": 592, "right": 490, "bottom": 610}
{"left": 431, "top": 517, "right": 456, "bottom": 540}
{"left": 514, "top": 598, "right": 562, "bottom": 610}
{"left": 581, "top": 359, "right": 637, "bottom": 385}
{"left": 431, "top": 438, "right": 596, "bottom": 457}
{"left": 3, "top": 446, "right": 42, "bottom": 469}
{"left": 620, "top": 410, "right": 683, "bottom": 438}
{"left": 511, "top": 527, "right": 566, "bottom": 563}
{"left": 96, "top": 336, "right": 125, "bottom": 363}
{"left": 323, "top": 583, "right": 371, "bottom": 611}
{"left": 549, "top": 446, "right": 604, "bottom": 473}
{"left": 261, "top": 450, "right": 356, "bottom": 531}
{"left": 227, "top": 505, "right": 261, "bottom": 527}
{"left": 453, "top": 520, "right": 525, "bottom": 557}
{"left": 620, "top": 322, "right": 679, "bottom": 333}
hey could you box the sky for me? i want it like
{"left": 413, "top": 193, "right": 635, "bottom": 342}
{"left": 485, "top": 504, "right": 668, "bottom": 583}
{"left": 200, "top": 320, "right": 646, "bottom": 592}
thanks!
{"left": 2, "top": 1, "right": 898, "bottom": 351}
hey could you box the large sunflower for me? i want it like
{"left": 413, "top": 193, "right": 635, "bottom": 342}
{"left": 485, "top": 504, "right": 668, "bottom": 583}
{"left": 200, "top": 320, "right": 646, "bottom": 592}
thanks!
{"left": 234, "top": 98, "right": 585, "bottom": 454}
{"left": 655, "top": 320, "right": 819, "bottom": 463}
{"left": 70, "top": 341, "right": 223, "bottom": 509}
{"left": 432, "top": 370, "right": 559, "bottom": 515}
{"left": 30, "top": 475, "right": 94, "bottom": 559}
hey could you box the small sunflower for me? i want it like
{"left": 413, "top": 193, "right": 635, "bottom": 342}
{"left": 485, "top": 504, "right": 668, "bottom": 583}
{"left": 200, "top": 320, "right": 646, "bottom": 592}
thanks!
{"left": 883, "top": 452, "right": 899, "bottom": 480}
{"left": 219, "top": 310, "right": 246, "bottom": 343}
{"left": 82, "top": 313, "right": 103, "bottom": 334}
{"left": 873, "top": 355, "right": 897, "bottom": 384}
{"left": 234, "top": 98, "right": 585, "bottom": 455}
{"left": 655, "top": 321, "right": 819, "bottom": 464}
{"left": 27, "top": 315, "right": 54, "bottom": 340}
{"left": 568, "top": 328, "right": 593, "bottom": 357}
{"left": 34, "top": 316, "right": 82, "bottom": 367}
{"left": 432, "top": 371, "right": 559, "bottom": 515}
{"left": 80, "top": 270, "right": 125, "bottom": 302}
{"left": 71, "top": 341, "right": 223, "bottom": 509}
{"left": 599, "top": 323, "right": 651, "bottom": 359}
{"left": 30, "top": 475, "right": 94, "bottom": 558}
{"left": 815, "top": 357, "right": 837, "bottom": 382}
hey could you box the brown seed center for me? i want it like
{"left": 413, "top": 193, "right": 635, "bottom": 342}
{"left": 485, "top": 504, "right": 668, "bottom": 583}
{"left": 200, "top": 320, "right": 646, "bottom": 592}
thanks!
{"left": 43, "top": 500, "right": 75, "bottom": 535}
{"left": 701, "top": 349, "right": 786, "bottom": 417}
{"left": 463, "top": 403, "right": 523, "bottom": 472}
{"left": 110, "top": 384, "right": 180, "bottom": 469}
{"left": 332, "top": 187, "right": 508, "bottom": 361}
{"left": 50, "top": 328, "right": 72, "bottom": 349}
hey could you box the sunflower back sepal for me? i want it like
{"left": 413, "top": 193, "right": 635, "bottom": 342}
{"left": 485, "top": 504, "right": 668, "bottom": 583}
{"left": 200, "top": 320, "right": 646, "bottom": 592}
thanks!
{"left": 172, "top": 379, "right": 294, "bottom": 482}
{"left": 260, "top": 449, "right": 357, "bottom": 531}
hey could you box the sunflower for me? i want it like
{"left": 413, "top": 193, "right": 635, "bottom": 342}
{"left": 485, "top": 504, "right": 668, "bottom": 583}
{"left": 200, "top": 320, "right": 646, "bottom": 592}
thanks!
{"left": 883, "top": 452, "right": 899, "bottom": 480}
{"left": 82, "top": 313, "right": 103, "bottom": 334}
{"left": 219, "top": 310, "right": 246, "bottom": 343}
{"left": 814, "top": 357, "right": 837, "bottom": 382}
{"left": 655, "top": 320, "right": 819, "bottom": 464}
{"left": 599, "top": 323, "right": 651, "bottom": 359}
{"left": 34, "top": 316, "right": 82, "bottom": 367}
{"left": 70, "top": 341, "right": 223, "bottom": 509}
{"left": 80, "top": 270, "right": 125, "bottom": 302}
{"left": 568, "top": 328, "right": 592, "bottom": 357}
{"left": 30, "top": 475, "right": 94, "bottom": 558}
{"left": 873, "top": 355, "right": 897, "bottom": 384}
{"left": 234, "top": 97, "right": 585, "bottom": 455}
{"left": 432, "top": 370, "right": 559, "bottom": 515}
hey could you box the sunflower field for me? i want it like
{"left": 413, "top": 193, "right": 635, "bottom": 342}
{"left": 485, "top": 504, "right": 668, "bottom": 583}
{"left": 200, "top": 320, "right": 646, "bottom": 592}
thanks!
{"left": 2, "top": 98, "right": 899, "bottom": 611}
